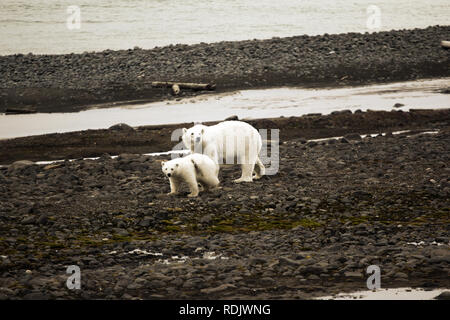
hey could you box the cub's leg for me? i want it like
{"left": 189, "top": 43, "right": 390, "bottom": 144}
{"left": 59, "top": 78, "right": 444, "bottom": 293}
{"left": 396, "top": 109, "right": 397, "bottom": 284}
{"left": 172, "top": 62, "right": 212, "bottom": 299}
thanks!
{"left": 185, "top": 171, "right": 200, "bottom": 197}
{"left": 168, "top": 177, "right": 180, "bottom": 195}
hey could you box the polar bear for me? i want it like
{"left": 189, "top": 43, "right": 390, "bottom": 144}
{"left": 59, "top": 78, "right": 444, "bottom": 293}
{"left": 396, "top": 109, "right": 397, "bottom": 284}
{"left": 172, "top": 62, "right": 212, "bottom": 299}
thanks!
{"left": 182, "top": 121, "right": 265, "bottom": 183}
{"left": 161, "top": 153, "right": 220, "bottom": 197}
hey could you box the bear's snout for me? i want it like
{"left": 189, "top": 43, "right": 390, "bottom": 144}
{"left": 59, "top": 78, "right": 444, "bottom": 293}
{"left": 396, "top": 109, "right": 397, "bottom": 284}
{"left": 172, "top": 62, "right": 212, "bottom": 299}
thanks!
{"left": 167, "top": 173, "right": 171, "bottom": 177}
{"left": 195, "top": 137, "right": 201, "bottom": 143}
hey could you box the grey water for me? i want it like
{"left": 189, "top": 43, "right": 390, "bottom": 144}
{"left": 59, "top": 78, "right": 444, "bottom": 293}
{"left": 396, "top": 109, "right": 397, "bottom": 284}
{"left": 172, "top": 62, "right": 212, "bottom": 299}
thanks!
{"left": 1, "top": 78, "right": 449, "bottom": 139}
{"left": 1, "top": 0, "right": 449, "bottom": 55}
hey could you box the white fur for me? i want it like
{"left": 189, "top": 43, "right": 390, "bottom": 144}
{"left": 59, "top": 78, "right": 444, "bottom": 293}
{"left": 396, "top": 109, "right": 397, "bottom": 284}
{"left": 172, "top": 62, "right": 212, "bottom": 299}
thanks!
{"left": 161, "top": 154, "right": 220, "bottom": 197}
{"left": 182, "top": 121, "right": 265, "bottom": 183}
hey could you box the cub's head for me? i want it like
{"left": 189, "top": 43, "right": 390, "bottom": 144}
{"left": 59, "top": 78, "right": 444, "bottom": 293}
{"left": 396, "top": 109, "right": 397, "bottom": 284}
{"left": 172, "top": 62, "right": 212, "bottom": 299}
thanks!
{"left": 161, "top": 160, "right": 179, "bottom": 178}
{"left": 182, "top": 124, "right": 207, "bottom": 151}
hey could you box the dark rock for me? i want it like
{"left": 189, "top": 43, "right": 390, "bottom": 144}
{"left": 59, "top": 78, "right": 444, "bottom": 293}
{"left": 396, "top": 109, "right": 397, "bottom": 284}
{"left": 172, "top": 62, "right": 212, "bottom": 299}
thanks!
{"left": 113, "top": 228, "right": 129, "bottom": 237}
{"left": 139, "top": 217, "right": 153, "bottom": 227}
{"left": 331, "top": 110, "right": 352, "bottom": 115}
{"left": 117, "top": 153, "right": 140, "bottom": 161}
{"left": 344, "top": 133, "right": 362, "bottom": 141}
{"left": 306, "top": 113, "right": 322, "bottom": 117}
{"left": 9, "top": 160, "right": 34, "bottom": 171}
{"left": 37, "top": 215, "right": 48, "bottom": 225}
{"left": 200, "top": 284, "right": 236, "bottom": 294}
{"left": 344, "top": 271, "right": 362, "bottom": 278}
{"left": 148, "top": 279, "right": 167, "bottom": 289}
{"left": 435, "top": 291, "right": 450, "bottom": 300}
{"left": 327, "top": 139, "right": 337, "bottom": 144}
{"left": 109, "top": 123, "right": 135, "bottom": 131}
{"left": 259, "top": 277, "right": 275, "bottom": 286}
{"left": 5, "top": 106, "right": 36, "bottom": 115}
{"left": 23, "top": 292, "right": 50, "bottom": 300}
{"left": 22, "top": 216, "right": 36, "bottom": 225}
{"left": 200, "top": 214, "right": 213, "bottom": 224}
{"left": 249, "top": 256, "right": 269, "bottom": 266}
{"left": 279, "top": 256, "right": 302, "bottom": 267}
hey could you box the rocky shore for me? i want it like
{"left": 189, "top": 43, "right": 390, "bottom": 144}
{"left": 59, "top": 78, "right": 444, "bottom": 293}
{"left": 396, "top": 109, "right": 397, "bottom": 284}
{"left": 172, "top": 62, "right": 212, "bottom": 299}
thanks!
{"left": 2, "top": 108, "right": 450, "bottom": 165}
{"left": 1, "top": 25, "right": 449, "bottom": 113}
{"left": 0, "top": 110, "right": 449, "bottom": 299}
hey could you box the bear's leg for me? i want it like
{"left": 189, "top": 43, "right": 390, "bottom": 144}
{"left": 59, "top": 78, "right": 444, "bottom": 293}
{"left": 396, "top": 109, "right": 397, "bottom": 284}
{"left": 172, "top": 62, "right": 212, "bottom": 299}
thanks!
{"left": 253, "top": 157, "right": 266, "bottom": 179}
{"left": 204, "top": 144, "right": 220, "bottom": 166}
{"left": 234, "top": 163, "right": 255, "bottom": 183}
{"left": 233, "top": 141, "right": 255, "bottom": 183}
{"left": 167, "top": 177, "right": 180, "bottom": 195}
{"left": 185, "top": 172, "right": 200, "bottom": 197}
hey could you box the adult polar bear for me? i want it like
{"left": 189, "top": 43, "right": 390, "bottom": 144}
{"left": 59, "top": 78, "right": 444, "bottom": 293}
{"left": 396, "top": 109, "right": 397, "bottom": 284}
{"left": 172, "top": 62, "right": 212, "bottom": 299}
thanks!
{"left": 182, "top": 121, "right": 265, "bottom": 183}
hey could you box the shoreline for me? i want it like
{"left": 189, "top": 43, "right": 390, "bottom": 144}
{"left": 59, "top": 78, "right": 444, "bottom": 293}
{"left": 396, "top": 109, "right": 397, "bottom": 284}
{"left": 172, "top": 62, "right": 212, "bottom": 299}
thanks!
{"left": 1, "top": 25, "right": 449, "bottom": 113}
{"left": 1, "top": 76, "right": 449, "bottom": 140}
{"left": 1, "top": 108, "right": 450, "bottom": 165}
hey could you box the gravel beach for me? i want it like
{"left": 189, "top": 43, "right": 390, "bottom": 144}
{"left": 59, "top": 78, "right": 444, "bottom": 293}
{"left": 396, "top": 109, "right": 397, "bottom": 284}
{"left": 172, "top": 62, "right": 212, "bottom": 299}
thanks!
{"left": 1, "top": 109, "right": 450, "bottom": 165}
{"left": 1, "top": 25, "right": 449, "bottom": 113}
{"left": 1, "top": 23, "right": 449, "bottom": 300}
{"left": 0, "top": 110, "right": 449, "bottom": 299}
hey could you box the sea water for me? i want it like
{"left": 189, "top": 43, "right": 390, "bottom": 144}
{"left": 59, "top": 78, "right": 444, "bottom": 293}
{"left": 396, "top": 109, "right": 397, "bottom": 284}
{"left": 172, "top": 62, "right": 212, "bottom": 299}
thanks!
{"left": 1, "top": 0, "right": 449, "bottom": 55}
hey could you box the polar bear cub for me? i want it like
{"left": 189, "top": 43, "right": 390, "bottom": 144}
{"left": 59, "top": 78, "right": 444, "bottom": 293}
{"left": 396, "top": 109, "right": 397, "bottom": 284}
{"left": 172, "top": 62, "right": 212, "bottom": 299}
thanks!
{"left": 182, "top": 121, "right": 265, "bottom": 183}
{"left": 161, "top": 154, "right": 220, "bottom": 197}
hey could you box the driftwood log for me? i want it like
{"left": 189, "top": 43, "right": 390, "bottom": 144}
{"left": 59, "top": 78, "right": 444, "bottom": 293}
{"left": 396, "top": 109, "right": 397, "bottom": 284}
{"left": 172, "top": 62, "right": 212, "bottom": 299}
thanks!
{"left": 5, "top": 106, "right": 37, "bottom": 115}
{"left": 441, "top": 40, "right": 450, "bottom": 48}
{"left": 151, "top": 81, "right": 216, "bottom": 91}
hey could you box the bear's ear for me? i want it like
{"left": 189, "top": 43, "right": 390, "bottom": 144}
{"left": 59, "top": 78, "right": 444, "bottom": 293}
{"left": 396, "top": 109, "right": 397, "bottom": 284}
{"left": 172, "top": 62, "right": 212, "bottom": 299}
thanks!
{"left": 182, "top": 128, "right": 187, "bottom": 134}
{"left": 161, "top": 160, "right": 166, "bottom": 167}
{"left": 201, "top": 128, "right": 205, "bottom": 134}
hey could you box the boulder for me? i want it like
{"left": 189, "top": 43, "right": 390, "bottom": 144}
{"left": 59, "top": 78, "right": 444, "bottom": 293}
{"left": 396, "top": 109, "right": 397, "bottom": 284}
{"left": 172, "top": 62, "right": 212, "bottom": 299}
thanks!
{"left": 108, "top": 123, "right": 135, "bottom": 132}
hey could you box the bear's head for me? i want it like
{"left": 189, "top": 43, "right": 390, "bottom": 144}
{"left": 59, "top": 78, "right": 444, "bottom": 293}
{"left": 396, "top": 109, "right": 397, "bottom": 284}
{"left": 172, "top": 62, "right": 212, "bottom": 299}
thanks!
{"left": 161, "top": 160, "right": 179, "bottom": 178}
{"left": 182, "top": 124, "right": 207, "bottom": 152}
